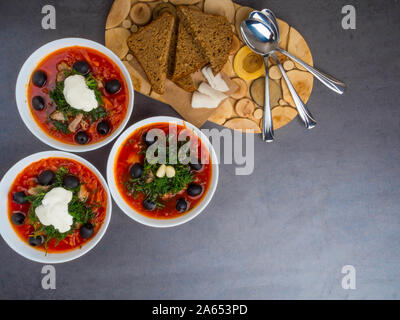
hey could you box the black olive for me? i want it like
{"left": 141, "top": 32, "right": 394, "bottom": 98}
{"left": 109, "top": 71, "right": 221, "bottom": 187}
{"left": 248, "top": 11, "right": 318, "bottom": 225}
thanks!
{"left": 32, "top": 70, "right": 47, "bottom": 87}
{"left": 11, "top": 212, "right": 26, "bottom": 225}
{"left": 105, "top": 79, "right": 121, "bottom": 94}
{"left": 32, "top": 96, "right": 45, "bottom": 111}
{"left": 12, "top": 191, "right": 28, "bottom": 204}
{"left": 38, "top": 170, "right": 55, "bottom": 186}
{"left": 143, "top": 199, "right": 156, "bottom": 211}
{"left": 28, "top": 235, "right": 44, "bottom": 247}
{"left": 97, "top": 120, "right": 110, "bottom": 135}
{"left": 190, "top": 161, "right": 203, "bottom": 171}
{"left": 80, "top": 223, "right": 94, "bottom": 239}
{"left": 176, "top": 198, "right": 188, "bottom": 212}
{"left": 75, "top": 131, "right": 89, "bottom": 145}
{"left": 130, "top": 163, "right": 143, "bottom": 179}
{"left": 142, "top": 131, "right": 157, "bottom": 146}
{"left": 63, "top": 175, "right": 80, "bottom": 189}
{"left": 73, "top": 60, "right": 90, "bottom": 75}
{"left": 187, "top": 183, "right": 203, "bottom": 197}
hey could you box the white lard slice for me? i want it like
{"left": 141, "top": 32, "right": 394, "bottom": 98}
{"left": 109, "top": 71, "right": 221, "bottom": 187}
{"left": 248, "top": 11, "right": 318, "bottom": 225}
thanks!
{"left": 192, "top": 91, "right": 221, "bottom": 109}
{"left": 198, "top": 82, "right": 227, "bottom": 101}
{"left": 201, "top": 66, "right": 230, "bottom": 92}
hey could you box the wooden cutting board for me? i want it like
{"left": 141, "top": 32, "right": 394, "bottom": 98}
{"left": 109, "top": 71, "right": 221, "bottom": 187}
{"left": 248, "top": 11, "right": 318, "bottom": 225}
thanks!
{"left": 105, "top": 0, "right": 314, "bottom": 132}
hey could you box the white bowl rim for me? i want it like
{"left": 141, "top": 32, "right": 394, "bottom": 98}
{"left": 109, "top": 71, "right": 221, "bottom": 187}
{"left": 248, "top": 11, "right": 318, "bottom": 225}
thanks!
{"left": 0, "top": 151, "right": 112, "bottom": 263}
{"left": 15, "top": 37, "right": 134, "bottom": 153}
{"left": 107, "top": 116, "right": 219, "bottom": 228}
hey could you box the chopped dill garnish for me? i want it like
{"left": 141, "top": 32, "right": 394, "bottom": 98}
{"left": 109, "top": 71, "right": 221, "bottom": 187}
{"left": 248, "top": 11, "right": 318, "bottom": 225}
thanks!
{"left": 125, "top": 144, "right": 193, "bottom": 208}
{"left": 48, "top": 73, "right": 107, "bottom": 133}
{"left": 25, "top": 167, "right": 94, "bottom": 253}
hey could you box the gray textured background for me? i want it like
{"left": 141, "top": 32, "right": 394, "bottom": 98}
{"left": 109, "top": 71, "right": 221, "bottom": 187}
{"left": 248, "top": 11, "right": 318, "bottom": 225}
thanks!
{"left": 0, "top": 0, "right": 399, "bottom": 300}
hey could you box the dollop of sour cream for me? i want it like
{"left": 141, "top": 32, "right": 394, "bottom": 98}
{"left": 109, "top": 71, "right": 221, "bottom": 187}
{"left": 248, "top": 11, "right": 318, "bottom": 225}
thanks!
{"left": 63, "top": 74, "right": 98, "bottom": 112}
{"left": 35, "top": 187, "right": 73, "bottom": 233}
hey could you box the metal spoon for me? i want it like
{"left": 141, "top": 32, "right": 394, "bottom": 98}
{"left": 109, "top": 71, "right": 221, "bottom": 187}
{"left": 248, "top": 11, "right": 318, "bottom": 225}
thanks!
{"left": 250, "top": 12, "right": 316, "bottom": 128}
{"left": 253, "top": 9, "right": 346, "bottom": 95}
{"left": 243, "top": 18, "right": 317, "bottom": 129}
{"left": 240, "top": 20, "right": 274, "bottom": 142}
{"left": 250, "top": 10, "right": 279, "bottom": 40}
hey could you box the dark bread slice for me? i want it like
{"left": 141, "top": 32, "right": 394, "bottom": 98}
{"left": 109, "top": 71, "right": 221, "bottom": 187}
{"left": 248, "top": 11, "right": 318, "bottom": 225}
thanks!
{"left": 167, "top": 15, "right": 178, "bottom": 79}
{"left": 174, "top": 74, "right": 197, "bottom": 92}
{"left": 127, "top": 12, "right": 176, "bottom": 94}
{"left": 172, "top": 21, "right": 207, "bottom": 81}
{"left": 177, "top": 6, "right": 233, "bottom": 74}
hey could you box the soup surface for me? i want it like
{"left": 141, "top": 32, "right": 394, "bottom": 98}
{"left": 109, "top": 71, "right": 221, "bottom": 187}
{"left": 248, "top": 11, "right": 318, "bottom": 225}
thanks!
{"left": 28, "top": 46, "right": 129, "bottom": 145}
{"left": 115, "top": 122, "right": 212, "bottom": 219}
{"left": 8, "top": 157, "right": 107, "bottom": 253}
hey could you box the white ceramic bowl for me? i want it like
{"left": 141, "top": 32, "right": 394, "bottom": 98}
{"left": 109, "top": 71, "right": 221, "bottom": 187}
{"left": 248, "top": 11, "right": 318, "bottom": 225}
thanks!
{"left": 15, "top": 38, "right": 134, "bottom": 152}
{"left": 107, "top": 116, "right": 219, "bottom": 228}
{"left": 0, "top": 151, "right": 112, "bottom": 263}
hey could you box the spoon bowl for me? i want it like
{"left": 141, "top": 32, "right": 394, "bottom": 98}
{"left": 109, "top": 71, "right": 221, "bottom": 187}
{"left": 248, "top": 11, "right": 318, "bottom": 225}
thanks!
{"left": 250, "top": 11, "right": 279, "bottom": 42}
{"left": 242, "top": 17, "right": 317, "bottom": 130}
{"left": 241, "top": 19, "right": 275, "bottom": 54}
{"left": 250, "top": 10, "right": 346, "bottom": 95}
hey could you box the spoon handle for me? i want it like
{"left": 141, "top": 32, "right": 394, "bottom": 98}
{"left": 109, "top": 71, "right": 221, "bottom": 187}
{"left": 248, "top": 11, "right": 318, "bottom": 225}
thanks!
{"left": 271, "top": 54, "right": 317, "bottom": 129}
{"left": 276, "top": 48, "right": 346, "bottom": 95}
{"left": 262, "top": 55, "right": 274, "bottom": 142}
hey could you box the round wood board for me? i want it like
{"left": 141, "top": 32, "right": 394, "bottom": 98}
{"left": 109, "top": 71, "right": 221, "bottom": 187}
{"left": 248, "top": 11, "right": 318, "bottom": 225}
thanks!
{"left": 105, "top": 0, "right": 314, "bottom": 133}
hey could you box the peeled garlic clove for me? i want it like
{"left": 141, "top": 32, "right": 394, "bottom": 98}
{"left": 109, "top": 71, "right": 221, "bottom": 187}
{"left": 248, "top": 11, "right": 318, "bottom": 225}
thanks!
{"left": 165, "top": 166, "right": 176, "bottom": 178}
{"left": 156, "top": 164, "right": 167, "bottom": 178}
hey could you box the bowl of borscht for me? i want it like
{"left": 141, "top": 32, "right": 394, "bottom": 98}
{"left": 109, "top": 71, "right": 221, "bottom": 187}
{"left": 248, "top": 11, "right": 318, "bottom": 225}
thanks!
{"left": 107, "top": 117, "right": 219, "bottom": 227}
{"left": 16, "top": 38, "right": 134, "bottom": 152}
{"left": 0, "top": 151, "right": 112, "bottom": 263}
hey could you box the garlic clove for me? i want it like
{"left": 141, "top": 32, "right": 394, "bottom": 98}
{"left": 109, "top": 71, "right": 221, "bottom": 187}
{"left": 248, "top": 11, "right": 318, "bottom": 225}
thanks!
{"left": 165, "top": 165, "right": 176, "bottom": 178}
{"left": 156, "top": 164, "right": 167, "bottom": 178}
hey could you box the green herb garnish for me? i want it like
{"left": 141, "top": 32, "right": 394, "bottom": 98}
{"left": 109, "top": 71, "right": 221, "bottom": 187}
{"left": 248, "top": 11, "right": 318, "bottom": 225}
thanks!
{"left": 48, "top": 73, "right": 107, "bottom": 133}
{"left": 85, "top": 75, "right": 97, "bottom": 90}
{"left": 26, "top": 167, "right": 95, "bottom": 253}
{"left": 89, "top": 105, "right": 107, "bottom": 121}
{"left": 126, "top": 143, "right": 193, "bottom": 208}
{"left": 52, "top": 120, "right": 70, "bottom": 134}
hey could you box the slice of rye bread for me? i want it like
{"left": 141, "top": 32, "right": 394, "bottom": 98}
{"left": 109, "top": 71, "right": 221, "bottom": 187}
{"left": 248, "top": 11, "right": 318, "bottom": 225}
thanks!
{"left": 127, "top": 12, "right": 176, "bottom": 94}
{"left": 167, "top": 16, "right": 178, "bottom": 79}
{"left": 177, "top": 6, "right": 233, "bottom": 74}
{"left": 174, "top": 74, "right": 197, "bottom": 92}
{"left": 171, "top": 21, "right": 208, "bottom": 81}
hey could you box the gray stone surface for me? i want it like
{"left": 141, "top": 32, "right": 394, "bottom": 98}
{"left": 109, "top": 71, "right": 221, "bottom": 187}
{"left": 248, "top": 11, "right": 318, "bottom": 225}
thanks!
{"left": 0, "top": 0, "right": 399, "bottom": 299}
